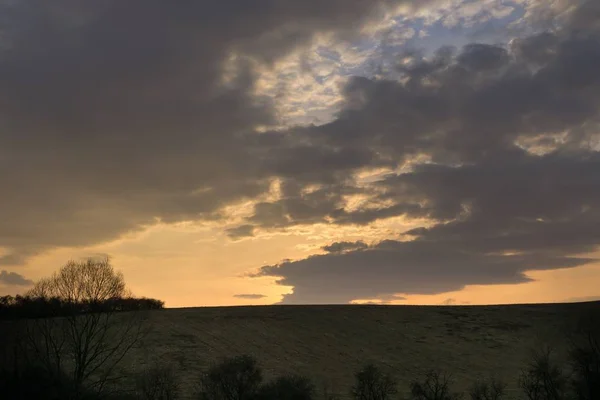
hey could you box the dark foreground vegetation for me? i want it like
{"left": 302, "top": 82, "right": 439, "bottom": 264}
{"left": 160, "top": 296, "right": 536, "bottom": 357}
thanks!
{"left": 0, "top": 258, "right": 598, "bottom": 399}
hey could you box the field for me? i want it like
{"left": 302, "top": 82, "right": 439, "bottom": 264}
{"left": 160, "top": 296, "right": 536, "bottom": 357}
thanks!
{"left": 122, "top": 302, "right": 600, "bottom": 399}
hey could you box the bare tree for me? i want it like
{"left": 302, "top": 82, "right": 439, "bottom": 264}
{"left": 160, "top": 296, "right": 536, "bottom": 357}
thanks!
{"left": 256, "top": 374, "right": 316, "bottom": 400}
{"left": 469, "top": 377, "right": 506, "bottom": 400}
{"left": 351, "top": 364, "right": 397, "bottom": 400}
{"left": 28, "top": 257, "right": 127, "bottom": 303}
{"left": 519, "top": 347, "right": 567, "bottom": 400}
{"left": 569, "top": 312, "right": 600, "bottom": 400}
{"left": 410, "top": 370, "right": 462, "bottom": 400}
{"left": 136, "top": 364, "right": 181, "bottom": 400}
{"left": 23, "top": 257, "right": 147, "bottom": 399}
{"left": 196, "top": 355, "right": 262, "bottom": 400}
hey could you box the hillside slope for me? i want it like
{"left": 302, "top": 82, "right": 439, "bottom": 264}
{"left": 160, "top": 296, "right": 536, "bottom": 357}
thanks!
{"left": 122, "top": 302, "right": 599, "bottom": 399}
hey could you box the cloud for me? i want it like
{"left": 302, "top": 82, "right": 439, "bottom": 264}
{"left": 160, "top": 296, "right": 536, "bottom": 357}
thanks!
{"left": 256, "top": 240, "right": 590, "bottom": 304}
{"left": 233, "top": 294, "right": 267, "bottom": 300}
{"left": 0, "top": 0, "right": 437, "bottom": 265}
{"left": 322, "top": 241, "right": 368, "bottom": 253}
{"left": 0, "top": 270, "right": 34, "bottom": 286}
{"left": 353, "top": 293, "right": 407, "bottom": 304}
{"left": 257, "top": 153, "right": 600, "bottom": 304}
{"left": 564, "top": 296, "right": 600, "bottom": 303}
{"left": 251, "top": 1, "right": 600, "bottom": 304}
{"left": 2, "top": 0, "right": 600, "bottom": 307}
{"left": 226, "top": 225, "right": 255, "bottom": 240}
{"left": 0, "top": 251, "right": 39, "bottom": 267}
{"left": 242, "top": 8, "right": 600, "bottom": 230}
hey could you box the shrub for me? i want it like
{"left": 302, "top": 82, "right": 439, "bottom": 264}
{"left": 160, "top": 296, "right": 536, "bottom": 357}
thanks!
{"left": 469, "top": 377, "right": 506, "bottom": 400}
{"left": 256, "top": 374, "right": 315, "bottom": 400}
{"left": 569, "top": 313, "right": 600, "bottom": 400}
{"left": 351, "top": 364, "right": 397, "bottom": 400}
{"left": 519, "top": 347, "right": 567, "bottom": 400}
{"left": 196, "top": 355, "right": 262, "bottom": 400}
{"left": 136, "top": 365, "right": 180, "bottom": 400}
{"left": 0, "top": 362, "right": 98, "bottom": 400}
{"left": 410, "top": 370, "right": 461, "bottom": 400}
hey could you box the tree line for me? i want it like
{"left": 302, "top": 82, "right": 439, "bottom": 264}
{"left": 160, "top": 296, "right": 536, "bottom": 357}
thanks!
{"left": 0, "top": 294, "right": 164, "bottom": 320}
{"left": 1, "top": 257, "right": 162, "bottom": 399}
{"left": 1, "top": 257, "right": 163, "bottom": 320}
{"left": 0, "top": 257, "right": 598, "bottom": 400}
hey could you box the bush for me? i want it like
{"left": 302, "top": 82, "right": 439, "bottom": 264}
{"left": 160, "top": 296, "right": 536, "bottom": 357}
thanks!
{"left": 519, "top": 347, "right": 567, "bottom": 400}
{"left": 569, "top": 314, "right": 600, "bottom": 400}
{"left": 136, "top": 365, "right": 180, "bottom": 400}
{"left": 0, "top": 363, "right": 98, "bottom": 400}
{"left": 351, "top": 364, "right": 397, "bottom": 400}
{"left": 256, "top": 374, "right": 315, "bottom": 400}
{"left": 196, "top": 355, "right": 262, "bottom": 400}
{"left": 410, "top": 370, "right": 461, "bottom": 400}
{"left": 469, "top": 377, "right": 506, "bottom": 400}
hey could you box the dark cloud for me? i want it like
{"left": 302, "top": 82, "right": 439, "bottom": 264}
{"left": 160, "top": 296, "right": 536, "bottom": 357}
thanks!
{"left": 369, "top": 293, "right": 407, "bottom": 304}
{"left": 456, "top": 43, "right": 509, "bottom": 71}
{"left": 381, "top": 153, "right": 600, "bottom": 244}
{"left": 233, "top": 294, "right": 267, "bottom": 300}
{"left": 253, "top": 1, "right": 600, "bottom": 303}
{"left": 244, "top": 35, "right": 600, "bottom": 222}
{"left": 0, "top": 270, "right": 34, "bottom": 286}
{"left": 256, "top": 240, "right": 591, "bottom": 304}
{"left": 0, "top": 251, "right": 39, "bottom": 267}
{"left": 247, "top": 183, "right": 360, "bottom": 229}
{"left": 0, "top": 0, "right": 432, "bottom": 264}
{"left": 3, "top": 0, "right": 600, "bottom": 306}
{"left": 241, "top": 7, "right": 600, "bottom": 232}
{"left": 226, "top": 225, "right": 256, "bottom": 240}
{"left": 257, "top": 152, "right": 600, "bottom": 304}
{"left": 322, "top": 241, "right": 368, "bottom": 253}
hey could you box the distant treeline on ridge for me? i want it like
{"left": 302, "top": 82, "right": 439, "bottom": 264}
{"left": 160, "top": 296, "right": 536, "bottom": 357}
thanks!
{"left": 0, "top": 294, "right": 164, "bottom": 320}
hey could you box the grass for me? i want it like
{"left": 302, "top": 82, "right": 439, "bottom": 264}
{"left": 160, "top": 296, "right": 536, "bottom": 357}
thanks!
{"left": 120, "top": 301, "right": 600, "bottom": 399}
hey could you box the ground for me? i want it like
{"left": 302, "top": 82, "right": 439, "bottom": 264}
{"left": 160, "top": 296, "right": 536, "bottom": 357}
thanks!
{"left": 121, "top": 302, "right": 600, "bottom": 399}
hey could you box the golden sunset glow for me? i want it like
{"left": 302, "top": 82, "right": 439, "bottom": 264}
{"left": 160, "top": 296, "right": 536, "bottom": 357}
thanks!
{"left": 1, "top": 0, "right": 599, "bottom": 307}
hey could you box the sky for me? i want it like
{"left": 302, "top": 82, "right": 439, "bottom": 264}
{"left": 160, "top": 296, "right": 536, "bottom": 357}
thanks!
{"left": 1, "top": 0, "right": 600, "bottom": 307}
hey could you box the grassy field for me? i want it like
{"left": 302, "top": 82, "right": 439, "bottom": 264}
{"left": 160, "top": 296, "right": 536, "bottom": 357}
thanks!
{"left": 122, "top": 302, "right": 599, "bottom": 399}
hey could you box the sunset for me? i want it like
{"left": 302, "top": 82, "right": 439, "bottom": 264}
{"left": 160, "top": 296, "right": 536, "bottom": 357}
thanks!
{"left": 1, "top": 1, "right": 600, "bottom": 399}
{"left": 3, "top": 0, "right": 599, "bottom": 308}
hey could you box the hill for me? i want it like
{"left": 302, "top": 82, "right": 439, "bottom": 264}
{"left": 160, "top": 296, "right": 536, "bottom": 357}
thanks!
{"left": 122, "top": 302, "right": 600, "bottom": 399}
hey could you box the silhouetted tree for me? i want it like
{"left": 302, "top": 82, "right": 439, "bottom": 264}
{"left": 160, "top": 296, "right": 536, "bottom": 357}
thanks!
{"left": 21, "top": 257, "right": 148, "bottom": 398}
{"left": 351, "top": 364, "right": 397, "bottom": 400}
{"left": 136, "top": 364, "right": 180, "bottom": 400}
{"left": 519, "top": 347, "right": 567, "bottom": 400}
{"left": 469, "top": 377, "right": 506, "bottom": 400}
{"left": 196, "top": 355, "right": 262, "bottom": 400}
{"left": 0, "top": 318, "right": 29, "bottom": 393}
{"left": 410, "top": 370, "right": 461, "bottom": 400}
{"left": 0, "top": 363, "right": 81, "bottom": 400}
{"left": 256, "top": 374, "right": 315, "bottom": 400}
{"left": 29, "top": 257, "right": 127, "bottom": 302}
{"left": 0, "top": 294, "right": 164, "bottom": 320}
{"left": 569, "top": 312, "right": 600, "bottom": 400}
